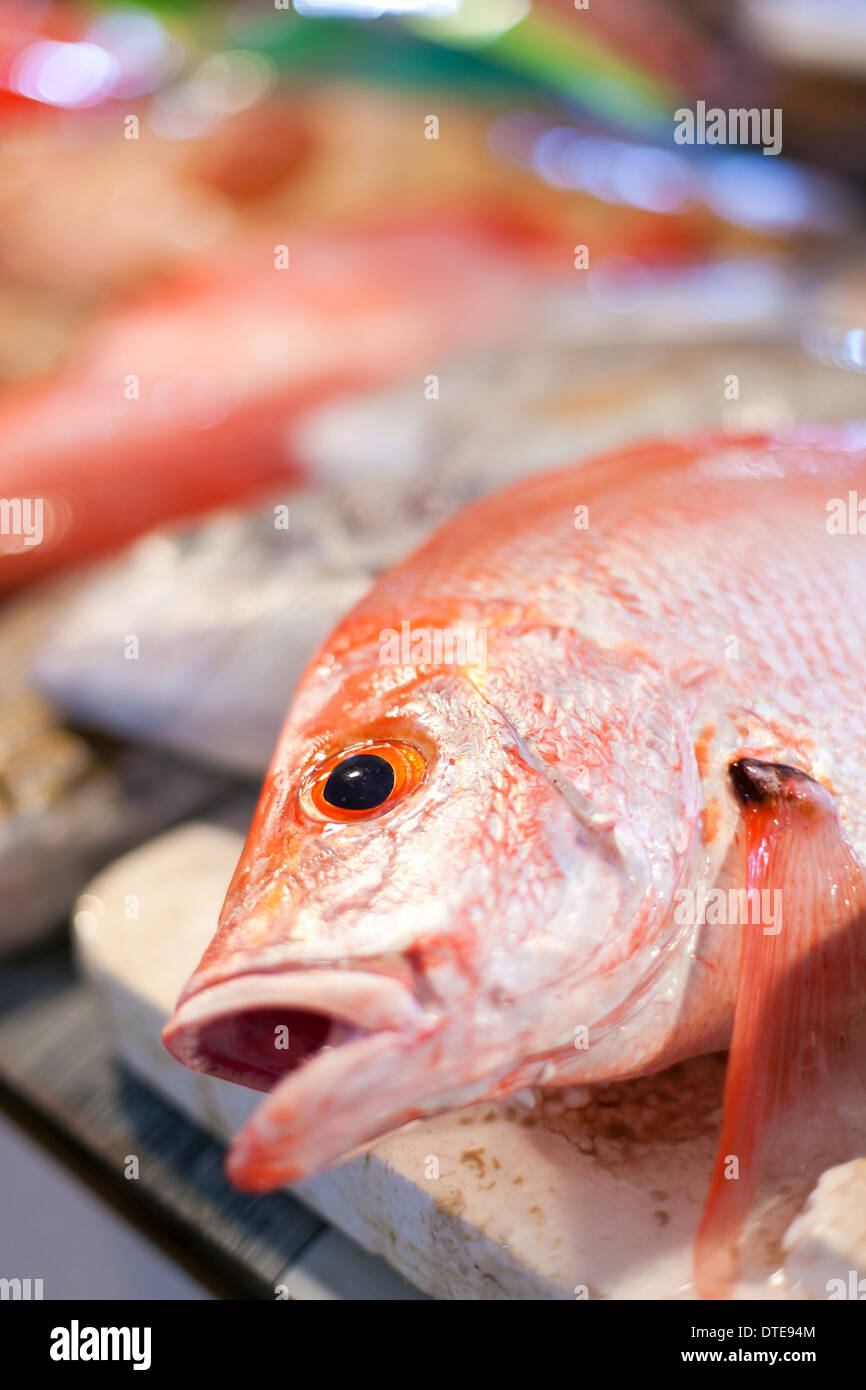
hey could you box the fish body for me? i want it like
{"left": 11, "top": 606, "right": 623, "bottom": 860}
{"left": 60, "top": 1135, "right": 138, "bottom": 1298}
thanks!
{"left": 163, "top": 431, "right": 866, "bottom": 1284}
{"left": 0, "top": 225, "right": 526, "bottom": 590}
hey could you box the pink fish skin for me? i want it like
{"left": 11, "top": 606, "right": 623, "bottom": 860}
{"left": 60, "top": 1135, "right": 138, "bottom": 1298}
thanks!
{"left": 0, "top": 225, "right": 524, "bottom": 590}
{"left": 164, "top": 431, "right": 866, "bottom": 1289}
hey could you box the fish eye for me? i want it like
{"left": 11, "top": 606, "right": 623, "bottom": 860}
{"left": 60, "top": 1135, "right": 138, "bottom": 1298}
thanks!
{"left": 324, "top": 752, "right": 394, "bottom": 810}
{"left": 303, "top": 741, "right": 426, "bottom": 822}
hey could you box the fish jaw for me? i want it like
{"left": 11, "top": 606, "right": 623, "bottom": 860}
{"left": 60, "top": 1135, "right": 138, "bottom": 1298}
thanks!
{"left": 219, "top": 979, "right": 634, "bottom": 1191}
{"left": 161, "top": 967, "right": 426, "bottom": 1093}
{"left": 162, "top": 964, "right": 537, "bottom": 1190}
{"left": 226, "top": 1030, "right": 424, "bottom": 1190}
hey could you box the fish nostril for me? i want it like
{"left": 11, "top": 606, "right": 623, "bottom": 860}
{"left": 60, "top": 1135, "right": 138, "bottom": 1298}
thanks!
{"left": 195, "top": 1008, "right": 336, "bottom": 1092}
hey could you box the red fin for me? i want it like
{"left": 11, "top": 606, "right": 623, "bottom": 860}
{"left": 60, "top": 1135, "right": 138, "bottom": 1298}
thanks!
{"left": 695, "top": 759, "right": 866, "bottom": 1300}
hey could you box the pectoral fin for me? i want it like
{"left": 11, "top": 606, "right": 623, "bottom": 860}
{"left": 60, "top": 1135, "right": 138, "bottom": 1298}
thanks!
{"left": 695, "top": 759, "right": 866, "bottom": 1299}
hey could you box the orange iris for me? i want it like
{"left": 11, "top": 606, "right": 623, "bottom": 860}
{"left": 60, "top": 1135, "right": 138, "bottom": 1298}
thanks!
{"left": 303, "top": 741, "right": 427, "bottom": 822}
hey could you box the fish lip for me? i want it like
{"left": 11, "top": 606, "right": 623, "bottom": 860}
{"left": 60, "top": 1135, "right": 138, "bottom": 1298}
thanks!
{"left": 225, "top": 1021, "right": 522, "bottom": 1192}
{"left": 176, "top": 948, "right": 417, "bottom": 1005}
{"left": 162, "top": 968, "right": 425, "bottom": 1088}
{"left": 225, "top": 1030, "right": 405, "bottom": 1191}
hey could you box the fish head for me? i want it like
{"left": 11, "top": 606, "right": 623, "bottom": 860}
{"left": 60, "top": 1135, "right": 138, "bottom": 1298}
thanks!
{"left": 163, "top": 609, "right": 703, "bottom": 1190}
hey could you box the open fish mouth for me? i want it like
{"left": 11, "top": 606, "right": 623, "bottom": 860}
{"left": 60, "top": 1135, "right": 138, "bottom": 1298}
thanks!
{"left": 162, "top": 969, "right": 428, "bottom": 1186}
{"left": 163, "top": 968, "right": 423, "bottom": 1089}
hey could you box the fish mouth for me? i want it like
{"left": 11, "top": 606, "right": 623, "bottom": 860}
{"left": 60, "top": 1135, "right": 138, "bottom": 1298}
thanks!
{"left": 162, "top": 969, "right": 428, "bottom": 1186}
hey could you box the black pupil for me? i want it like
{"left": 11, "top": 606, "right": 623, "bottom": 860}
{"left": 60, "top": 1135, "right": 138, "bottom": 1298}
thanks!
{"left": 322, "top": 753, "right": 395, "bottom": 811}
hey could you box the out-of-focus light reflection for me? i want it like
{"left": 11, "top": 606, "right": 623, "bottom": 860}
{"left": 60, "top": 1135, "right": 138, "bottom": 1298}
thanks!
{"left": 150, "top": 83, "right": 220, "bottom": 140}
{"left": 703, "top": 156, "right": 810, "bottom": 230}
{"left": 584, "top": 256, "right": 794, "bottom": 326}
{"left": 409, "top": 0, "right": 529, "bottom": 44}
{"left": 673, "top": 260, "right": 791, "bottom": 323}
{"left": 742, "top": 0, "right": 866, "bottom": 77}
{"left": 294, "top": 1, "right": 458, "bottom": 17}
{"left": 10, "top": 40, "right": 118, "bottom": 109}
{"left": 608, "top": 146, "right": 692, "bottom": 214}
{"left": 74, "top": 896, "right": 104, "bottom": 943}
{"left": 85, "top": 9, "right": 181, "bottom": 98}
{"left": 191, "top": 51, "right": 276, "bottom": 115}
{"left": 531, "top": 126, "right": 693, "bottom": 212}
{"left": 845, "top": 329, "right": 866, "bottom": 369}
{"left": 775, "top": 420, "right": 866, "bottom": 452}
{"left": 149, "top": 51, "right": 275, "bottom": 139}
{"left": 802, "top": 323, "right": 866, "bottom": 374}
{"left": 492, "top": 113, "right": 848, "bottom": 235}
{"left": 531, "top": 127, "right": 586, "bottom": 190}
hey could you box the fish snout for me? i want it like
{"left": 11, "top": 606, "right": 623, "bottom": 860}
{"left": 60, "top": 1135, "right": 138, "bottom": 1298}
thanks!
{"left": 161, "top": 967, "right": 425, "bottom": 1094}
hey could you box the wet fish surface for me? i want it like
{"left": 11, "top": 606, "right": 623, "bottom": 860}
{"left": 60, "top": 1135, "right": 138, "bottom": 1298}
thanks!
{"left": 162, "top": 431, "right": 866, "bottom": 1296}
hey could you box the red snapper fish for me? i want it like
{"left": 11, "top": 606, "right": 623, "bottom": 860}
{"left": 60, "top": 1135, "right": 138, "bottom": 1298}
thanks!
{"left": 0, "top": 224, "right": 523, "bottom": 591}
{"left": 164, "top": 432, "right": 866, "bottom": 1298}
